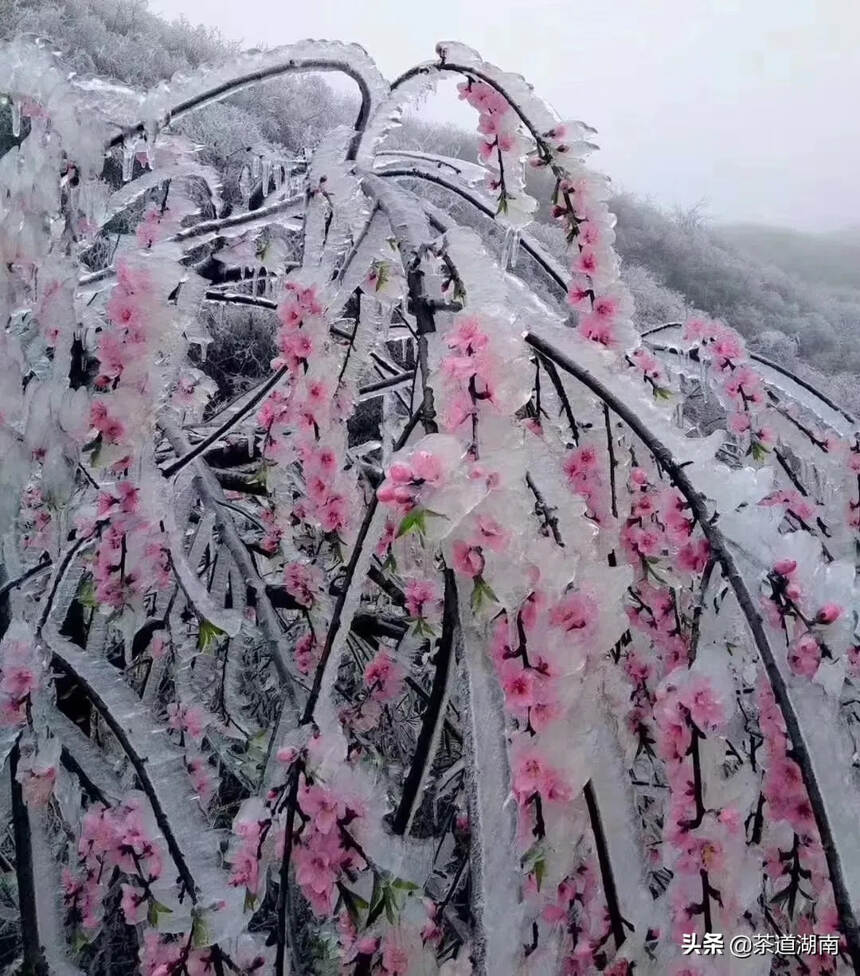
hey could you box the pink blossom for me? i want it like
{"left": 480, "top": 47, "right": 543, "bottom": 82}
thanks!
{"left": 816, "top": 603, "right": 842, "bottom": 625}
{"left": 447, "top": 316, "right": 489, "bottom": 355}
{"left": 293, "top": 845, "right": 337, "bottom": 907}
{"left": 405, "top": 578, "right": 440, "bottom": 619}
{"left": 549, "top": 590, "right": 597, "bottom": 637}
{"left": 300, "top": 784, "right": 345, "bottom": 835}
{"left": 473, "top": 515, "right": 510, "bottom": 552}
{"left": 120, "top": 883, "right": 148, "bottom": 924}
{"left": 452, "top": 541, "right": 485, "bottom": 578}
{"left": 364, "top": 650, "right": 405, "bottom": 702}
{"left": 381, "top": 934, "right": 411, "bottom": 976}
{"left": 512, "top": 748, "right": 570, "bottom": 806}
{"left": 773, "top": 558, "right": 797, "bottom": 577}
{"left": 284, "top": 561, "right": 320, "bottom": 608}
{"left": 499, "top": 659, "right": 539, "bottom": 712}
{"left": 677, "top": 538, "right": 710, "bottom": 573}
{"left": 788, "top": 632, "right": 822, "bottom": 678}
{"left": 679, "top": 676, "right": 724, "bottom": 732}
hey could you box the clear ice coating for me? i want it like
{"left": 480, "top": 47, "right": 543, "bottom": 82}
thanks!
{"left": 1, "top": 30, "right": 859, "bottom": 976}
{"left": 10, "top": 98, "right": 21, "bottom": 138}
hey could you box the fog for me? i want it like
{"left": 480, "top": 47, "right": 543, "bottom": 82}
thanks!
{"left": 148, "top": 0, "right": 859, "bottom": 233}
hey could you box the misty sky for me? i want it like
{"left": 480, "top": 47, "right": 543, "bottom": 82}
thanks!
{"left": 150, "top": 0, "right": 859, "bottom": 233}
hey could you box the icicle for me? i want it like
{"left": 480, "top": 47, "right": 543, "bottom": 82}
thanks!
{"left": 261, "top": 157, "right": 271, "bottom": 199}
{"left": 509, "top": 228, "right": 521, "bottom": 269}
{"left": 238, "top": 164, "right": 251, "bottom": 206}
{"left": 499, "top": 225, "right": 521, "bottom": 270}
{"left": 144, "top": 118, "right": 159, "bottom": 170}
{"left": 251, "top": 154, "right": 262, "bottom": 181}
{"left": 121, "top": 133, "right": 136, "bottom": 182}
{"left": 10, "top": 99, "right": 21, "bottom": 138}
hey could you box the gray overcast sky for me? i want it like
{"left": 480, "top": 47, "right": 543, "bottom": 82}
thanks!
{"left": 150, "top": 0, "right": 859, "bottom": 233}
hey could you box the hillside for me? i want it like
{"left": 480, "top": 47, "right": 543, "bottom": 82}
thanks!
{"left": 716, "top": 222, "right": 860, "bottom": 292}
{"left": 3, "top": 0, "right": 859, "bottom": 413}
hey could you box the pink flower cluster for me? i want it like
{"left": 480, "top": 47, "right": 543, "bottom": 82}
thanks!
{"left": 0, "top": 629, "right": 40, "bottom": 727}
{"left": 296, "top": 438, "right": 352, "bottom": 534}
{"left": 294, "top": 631, "right": 319, "bottom": 675}
{"left": 18, "top": 483, "right": 53, "bottom": 552}
{"left": 404, "top": 577, "right": 441, "bottom": 623}
{"left": 274, "top": 282, "right": 325, "bottom": 374}
{"left": 138, "top": 930, "right": 222, "bottom": 976}
{"left": 682, "top": 317, "right": 777, "bottom": 454}
{"left": 762, "top": 560, "right": 842, "bottom": 680}
{"left": 456, "top": 79, "right": 526, "bottom": 211}
{"left": 166, "top": 700, "right": 209, "bottom": 744}
{"left": 92, "top": 486, "right": 169, "bottom": 609}
{"left": 628, "top": 348, "right": 670, "bottom": 397}
{"left": 620, "top": 468, "right": 706, "bottom": 579}
{"left": 284, "top": 560, "right": 322, "bottom": 608}
{"left": 757, "top": 680, "right": 841, "bottom": 952}
{"left": 489, "top": 611, "right": 558, "bottom": 733}
{"left": 66, "top": 794, "right": 167, "bottom": 934}
{"left": 562, "top": 443, "right": 607, "bottom": 523}
{"left": 364, "top": 649, "right": 405, "bottom": 702}
{"left": 293, "top": 779, "right": 367, "bottom": 915}
{"left": 438, "top": 316, "right": 502, "bottom": 434}
{"left": 377, "top": 449, "right": 446, "bottom": 513}
{"left": 99, "top": 261, "right": 155, "bottom": 387}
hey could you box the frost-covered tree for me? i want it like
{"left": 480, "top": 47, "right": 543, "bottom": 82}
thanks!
{"left": 1, "top": 34, "right": 860, "bottom": 976}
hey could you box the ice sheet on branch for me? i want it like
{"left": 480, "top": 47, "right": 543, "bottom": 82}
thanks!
{"left": 44, "top": 630, "right": 246, "bottom": 941}
{"left": 141, "top": 39, "right": 389, "bottom": 133}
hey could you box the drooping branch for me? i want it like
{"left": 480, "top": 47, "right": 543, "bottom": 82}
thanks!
{"left": 391, "top": 567, "right": 459, "bottom": 834}
{"left": 46, "top": 632, "right": 205, "bottom": 904}
{"left": 108, "top": 48, "right": 381, "bottom": 161}
{"left": 161, "top": 366, "right": 288, "bottom": 478}
{"left": 524, "top": 328, "right": 860, "bottom": 971}
{"left": 10, "top": 742, "right": 49, "bottom": 976}
{"left": 376, "top": 165, "right": 568, "bottom": 294}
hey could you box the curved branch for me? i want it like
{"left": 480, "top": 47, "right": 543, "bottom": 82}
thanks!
{"left": 583, "top": 781, "right": 627, "bottom": 951}
{"left": 10, "top": 742, "right": 49, "bottom": 976}
{"left": 162, "top": 366, "right": 288, "bottom": 478}
{"left": 46, "top": 632, "right": 202, "bottom": 903}
{"left": 387, "top": 61, "right": 553, "bottom": 164}
{"left": 643, "top": 324, "right": 856, "bottom": 428}
{"left": 376, "top": 165, "right": 568, "bottom": 293}
{"left": 108, "top": 55, "right": 377, "bottom": 162}
{"left": 524, "top": 329, "right": 860, "bottom": 973}
{"left": 391, "top": 567, "right": 458, "bottom": 834}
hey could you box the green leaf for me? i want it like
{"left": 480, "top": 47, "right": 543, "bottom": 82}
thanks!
{"left": 396, "top": 508, "right": 427, "bottom": 539}
{"left": 191, "top": 908, "right": 211, "bottom": 948}
{"left": 77, "top": 579, "right": 98, "bottom": 609}
{"left": 470, "top": 578, "right": 498, "bottom": 612}
{"left": 750, "top": 440, "right": 770, "bottom": 462}
{"left": 384, "top": 888, "right": 396, "bottom": 925}
{"left": 382, "top": 552, "right": 397, "bottom": 573}
{"left": 411, "top": 617, "right": 437, "bottom": 638}
{"left": 367, "top": 875, "right": 386, "bottom": 928}
{"left": 243, "top": 889, "right": 257, "bottom": 912}
{"left": 390, "top": 878, "right": 419, "bottom": 893}
{"left": 337, "top": 883, "right": 368, "bottom": 927}
{"left": 534, "top": 856, "right": 546, "bottom": 892}
{"left": 396, "top": 506, "right": 449, "bottom": 539}
{"left": 147, "top": 899, "right": 173, "bottom": 926}
{"left": 653, "top": 386, "right": 672, "bottom": 401}
{"left": 520, "top": 840, "right": 546, "bottom": 871}
{"left": 372, "top": 260, "right": 390, "bottom": 292}
{"left": 198, "top": 618, "right": 225, "bottom": 651}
